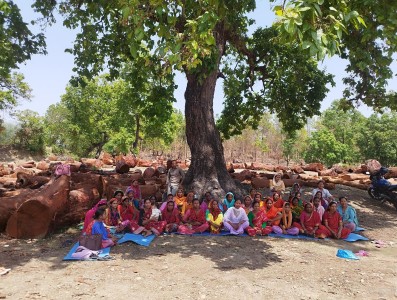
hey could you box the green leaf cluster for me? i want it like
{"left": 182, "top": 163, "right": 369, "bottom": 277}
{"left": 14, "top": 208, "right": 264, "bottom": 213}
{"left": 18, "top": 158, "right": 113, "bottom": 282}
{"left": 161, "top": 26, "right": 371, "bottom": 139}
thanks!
{"left": 14, "top": 109, "right": 46, "bottom": 154}
{"left": 357, "top": 112, "right": 397, "bottom": 166}
{"left": 0, "top": 1, "right": 45, "bottom": 115}
{"left": 217, "top": 27, "right": 334, "bottom": 138}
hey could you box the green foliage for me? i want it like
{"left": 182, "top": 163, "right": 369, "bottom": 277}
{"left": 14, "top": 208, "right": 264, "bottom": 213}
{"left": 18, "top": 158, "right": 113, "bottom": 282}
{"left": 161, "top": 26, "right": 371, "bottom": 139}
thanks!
{"left": 317, "top": 99, "right": 365, "bottom": 163}
{"left": 143, "top": 109, "right": 186, "bottom": 154}
{"left": 45, "top": 70, "right": 176, "bottom": 157}
{"left": 218, "top": 27, "right": 334, "bottom": 137}
{"left": 0, "top": 120, "right": 17, "bottom": 145}
{"left": 271, "top": 0, "right": 397, "bottom": 110}
{"left": 304, "top": 128, "right": 348, "bottom": 167}
{"left": 282, "top": 130, "right": 306, "bottom": 165}
{"left": 0, "top": 1, "right": 46, "bottom": 114}
{"left": 14, "top": 109, "right": 45, "bottom": 154}
{"left": 0, "top": 72, "right": 32, "bottom": 111}
{"left": 357, "top": 113, "right": 397, "bottom": 166}
{"left": 27, "top": 1, "right": 397, "bottom": 171}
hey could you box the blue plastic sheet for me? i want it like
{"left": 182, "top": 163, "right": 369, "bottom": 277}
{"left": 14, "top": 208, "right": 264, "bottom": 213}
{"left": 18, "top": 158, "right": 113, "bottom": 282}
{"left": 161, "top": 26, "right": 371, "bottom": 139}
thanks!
{"left": 63, "top": 242, "right": 111, "bottom": 261}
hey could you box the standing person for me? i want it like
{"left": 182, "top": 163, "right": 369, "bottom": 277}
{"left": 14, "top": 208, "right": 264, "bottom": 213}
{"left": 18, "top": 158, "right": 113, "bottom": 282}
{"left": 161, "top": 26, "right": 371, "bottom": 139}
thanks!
{"left": 166, "top": 160, "right": 184, "bottom": 196}
{"left": 337, "top": 197, "right": 359, "bottom": 232}
{"left": 223, "top": 199, "right": 249, "bottom": 235}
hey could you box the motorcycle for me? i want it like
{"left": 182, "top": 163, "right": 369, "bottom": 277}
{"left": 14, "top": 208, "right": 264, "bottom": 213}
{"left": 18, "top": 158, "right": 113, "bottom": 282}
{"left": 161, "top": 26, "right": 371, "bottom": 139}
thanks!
{"left": 368, "top": 167, "right": 397, "bottom": 208}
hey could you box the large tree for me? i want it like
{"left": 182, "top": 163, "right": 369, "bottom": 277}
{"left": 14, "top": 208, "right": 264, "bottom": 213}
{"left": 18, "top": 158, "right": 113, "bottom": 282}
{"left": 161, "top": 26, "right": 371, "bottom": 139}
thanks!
{"left": 31, "top": 0, "right": 397, "bottom": 195}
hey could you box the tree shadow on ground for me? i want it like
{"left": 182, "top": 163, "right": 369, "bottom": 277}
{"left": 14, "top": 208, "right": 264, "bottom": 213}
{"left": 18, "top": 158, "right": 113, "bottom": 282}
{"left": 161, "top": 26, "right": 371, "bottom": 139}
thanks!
{"left": 0, "top": 232, "right": 283, "bottom": 272}
{"left": 115, "top": 235, "right": 282, "bottom": 271}
{"left": 2, "top": 185, "right": 396, "bottom": 271}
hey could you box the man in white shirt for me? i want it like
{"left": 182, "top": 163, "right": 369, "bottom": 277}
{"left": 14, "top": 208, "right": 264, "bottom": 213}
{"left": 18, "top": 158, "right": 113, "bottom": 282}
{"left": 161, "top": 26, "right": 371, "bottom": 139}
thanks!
{"left": 166, "top": 160, "right": 184, "bottom": 196}
{"left": 312, "top": 180, "right": 334, "bottom": 204}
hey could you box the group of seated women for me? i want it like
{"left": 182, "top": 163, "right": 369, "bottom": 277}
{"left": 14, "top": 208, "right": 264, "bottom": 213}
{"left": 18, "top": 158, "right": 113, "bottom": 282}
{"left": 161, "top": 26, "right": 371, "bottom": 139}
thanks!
{"left": 82, "top": 180, "right": 359, "bottom": 248}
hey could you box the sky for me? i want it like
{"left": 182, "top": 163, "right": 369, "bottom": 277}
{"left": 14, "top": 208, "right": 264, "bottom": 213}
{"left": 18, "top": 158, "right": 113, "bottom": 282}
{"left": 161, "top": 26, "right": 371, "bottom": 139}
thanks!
{"left": 6, "top": 0, "right": 397, "bottom": 122}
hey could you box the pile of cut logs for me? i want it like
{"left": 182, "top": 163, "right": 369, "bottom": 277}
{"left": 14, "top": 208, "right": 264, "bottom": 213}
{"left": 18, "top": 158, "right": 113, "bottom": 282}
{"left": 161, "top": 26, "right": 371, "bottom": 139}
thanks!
{"left": 1, "top": 154, "right": 396, "bottom": 239}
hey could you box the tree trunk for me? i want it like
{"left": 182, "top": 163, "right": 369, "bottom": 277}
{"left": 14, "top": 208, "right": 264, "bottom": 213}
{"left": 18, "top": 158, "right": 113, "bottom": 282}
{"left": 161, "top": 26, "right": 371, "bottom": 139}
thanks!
{"left": 132, "top": 114, "right": 140, "bottom": 150}
{"left": 183, "top": 25, "right": 241, "bottom": 198}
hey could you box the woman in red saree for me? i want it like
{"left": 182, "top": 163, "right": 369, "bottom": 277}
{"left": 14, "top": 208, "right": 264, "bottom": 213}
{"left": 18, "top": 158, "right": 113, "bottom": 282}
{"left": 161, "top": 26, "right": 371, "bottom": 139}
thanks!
{"left": 116, "top": 196, "right": 143, "bottom": 234}
{"left": 178, "top": 198, "right": 209, "bottom": 234}
{"left": 293, "top": 203, "right": 328, "bottom": 238}
{"left": 83, "top": 199, "right": 108, "bottom": 231}
{"left": 118, "top": 197, "right": 137, "bottom": 222}
{"left": 246, "top": 201, "right": 272, "bottom": 236}
{"left": 272, "top": 192, "right": 285, "bottom": 209}
{"left": 139, "top": 199, "right": 166, "bottom": 236}
{"left": 323, "top": 201, "right": 351, "bottom": 239}
{"left": 161, "top": 200, "right": 181, "bottom": 233}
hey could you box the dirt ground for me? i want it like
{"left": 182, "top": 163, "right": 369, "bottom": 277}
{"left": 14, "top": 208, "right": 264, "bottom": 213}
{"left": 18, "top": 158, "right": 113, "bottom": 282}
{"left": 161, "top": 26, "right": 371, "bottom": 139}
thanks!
{"left": 0, "top": 185, "right": 396, "bottom": 300}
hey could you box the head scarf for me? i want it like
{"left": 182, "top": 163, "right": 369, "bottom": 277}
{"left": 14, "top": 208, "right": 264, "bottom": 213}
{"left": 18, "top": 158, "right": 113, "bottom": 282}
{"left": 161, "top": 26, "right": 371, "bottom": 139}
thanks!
{"left": 96, "top": 199, "right": 108, "bottom": 207}
{"left": 209, "top": 200, "right": 221, "bottom": 221}
{"left": 222, "top": 192, "right": 235, "bottom": 210}
{"left": 109, "top": 198, "right": 118, "bottom": 204}
{"left": 272, "top": 173, "right": 283, "bottom": 187}
{"left": 125, "top": 186, "right": 133, "bottom": 195}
